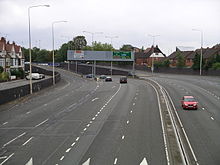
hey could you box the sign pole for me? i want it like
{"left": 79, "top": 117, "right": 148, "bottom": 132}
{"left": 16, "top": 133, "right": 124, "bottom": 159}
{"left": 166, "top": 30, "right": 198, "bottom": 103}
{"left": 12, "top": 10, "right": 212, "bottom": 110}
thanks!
{"left": 111, "top": 61, "right": 113, "bottom": 76}
{"left": 76, "top": 61, "right": 77, "bottom": 73}
{"left": 94, "top": 60, "right": 96, "bottom": 77}
{"left": 68, "top": 61, "right": 70, "bottom": 71}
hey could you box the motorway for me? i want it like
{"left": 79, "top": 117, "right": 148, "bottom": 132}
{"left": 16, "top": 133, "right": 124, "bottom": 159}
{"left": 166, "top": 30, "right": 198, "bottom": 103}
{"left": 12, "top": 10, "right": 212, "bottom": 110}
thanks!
{"left": 0, "top": 68, "right": 166, "bottom": 165}
{"left": 0, "top": 67, "right": 220, "bottom": 165}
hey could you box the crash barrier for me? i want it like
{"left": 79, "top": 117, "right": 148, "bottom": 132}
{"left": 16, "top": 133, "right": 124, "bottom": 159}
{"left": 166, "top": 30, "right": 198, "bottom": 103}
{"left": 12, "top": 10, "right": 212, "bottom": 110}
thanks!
{"left": 0, "top": 66, "right": 60, "bottom": 105}
{"left": 59, "top": 63, "right": 130, "bottom": 76}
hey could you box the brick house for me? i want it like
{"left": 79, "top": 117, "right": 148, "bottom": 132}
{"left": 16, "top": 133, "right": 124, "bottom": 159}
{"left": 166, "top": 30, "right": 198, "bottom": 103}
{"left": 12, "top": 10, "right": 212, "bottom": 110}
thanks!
{"left": 169, "top": 50, "right": 194, "bottom": 67}
{"left": 135, "top": 45, "right": 166, "bottom": 67}
{"left": 0, "top": 37, "right": 24, "bottom": 73}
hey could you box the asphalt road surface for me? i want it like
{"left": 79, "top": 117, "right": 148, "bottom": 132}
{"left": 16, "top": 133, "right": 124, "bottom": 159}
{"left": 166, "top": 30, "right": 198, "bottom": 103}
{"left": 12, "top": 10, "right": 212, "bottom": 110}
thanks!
{"left": 0, "top": 68, "right": 167, "bottom": 165}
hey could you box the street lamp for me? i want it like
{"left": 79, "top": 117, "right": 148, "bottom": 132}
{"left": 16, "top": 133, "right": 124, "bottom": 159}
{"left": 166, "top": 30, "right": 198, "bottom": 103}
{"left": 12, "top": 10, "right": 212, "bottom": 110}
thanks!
{"left": 28, "top": 4, "right": 50, "bottom": 94}
{"left": 105, "top": 35, "right": 118, "bottom": 46}
{"left": 192, "top": 29, "right": 203, "bottom": 76}
{"left": 148, "top": 34, "right": 160, "bottom": 76}
{"left": 83, "top": 31, "right": 103, "bottom": 46}
{"left": 52, "top": 21, "right": 67, "bottom": 85}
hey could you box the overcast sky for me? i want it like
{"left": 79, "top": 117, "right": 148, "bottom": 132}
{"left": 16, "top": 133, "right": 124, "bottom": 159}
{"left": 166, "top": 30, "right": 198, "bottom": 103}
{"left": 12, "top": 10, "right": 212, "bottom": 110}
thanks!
{"left": 0, "top": 0, "right": 220, "bottom": 55}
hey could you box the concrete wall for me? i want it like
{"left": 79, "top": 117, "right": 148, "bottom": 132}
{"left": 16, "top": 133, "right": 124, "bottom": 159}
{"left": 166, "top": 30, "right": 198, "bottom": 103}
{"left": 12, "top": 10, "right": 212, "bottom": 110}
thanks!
{"left": 0, "top": 66, "right": 61, "bottom": 105}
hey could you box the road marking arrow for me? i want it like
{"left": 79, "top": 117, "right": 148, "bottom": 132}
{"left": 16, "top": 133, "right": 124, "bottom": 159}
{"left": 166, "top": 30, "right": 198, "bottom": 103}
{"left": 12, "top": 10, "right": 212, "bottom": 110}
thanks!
{"left": 25, "top": 157, "right": 33, "bottom": 165}
{"left": 140, "top": 157, "right": 148, "bottom": 165}
{"left": 82, "top": 158, "right": 90, "bottom": 165}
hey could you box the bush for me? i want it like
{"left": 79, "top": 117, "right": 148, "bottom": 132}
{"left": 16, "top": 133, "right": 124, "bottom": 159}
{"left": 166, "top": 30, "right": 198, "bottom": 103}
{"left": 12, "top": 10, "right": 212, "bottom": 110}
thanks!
{"left": 10, "top": 68, "right": 25, "bottom": 78}
{"left": 0, "top": 66, "right": 3, "bottom": 73}
{"left": 212, "top": 62, "right": 220, "bottom": 70}
{"left": 0, "top": 72, "right": 9, "bottom": 81}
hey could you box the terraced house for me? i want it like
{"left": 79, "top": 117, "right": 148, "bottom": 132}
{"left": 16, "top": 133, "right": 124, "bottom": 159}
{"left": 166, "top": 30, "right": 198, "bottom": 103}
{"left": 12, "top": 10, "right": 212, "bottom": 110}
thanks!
{"left": 0, "top": 37, "right": 24, "bottom": 73}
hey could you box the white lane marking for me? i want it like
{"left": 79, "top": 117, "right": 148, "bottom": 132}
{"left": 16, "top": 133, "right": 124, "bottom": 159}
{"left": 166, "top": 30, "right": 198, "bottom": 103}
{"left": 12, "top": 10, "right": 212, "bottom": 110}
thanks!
{"left": 130, "top": 110, "right": 133, "bottom": 113}
{"left": 202, "top": 107, "right": 205, "bottom": 110}
{"left": 211, "top": 117, "right": 214, "bottom": 120}
{"left": 44, "top": 103, "right": 47, "bottom": 106}
{"left": 112, "top": 86, "right": 116, "bottom": 88}
{"left": 92, "top": 117, "right": 95, "bottom": 121}
{"left": 134, "top": 97, "right": 137, "bottom": 100}
{"left": 26, "top": 111, "right": 31, "bottom": 114}
{"left": 66, "top": 148, "right": 71, "bottom": 153}
{"left": 92, "top": 98, "right": 99, "bottom": 102}
{"left": 76, "top": 137, "right": 80, "bottom": 141}
{"left": 71, "top": 142, "right": 75, "bottom": 147}
{"left": 25, "top": 157, "right": 33, "bottom": 165}
{"left": 69, "top": 103, "right": 77, "bottom": 108}
{"left": 83, "top": 128, "right": 87, "bottom": 131}
{"left": 121, "top": 135, "right": 125, "bottom": 140}
{"left": 140, "top": 157, "right": 148, "bottom": 165}
{"left": 3, "top": 122, "right": 8, "bottom": 125}
{"left": 56, "top": 98, "right": 60, "bottom": 101}
{"left": 35, "top": 119, "right": 48, "bottom": 128}
{"left": 60, "top": 156, "right": 64, "bottom": 160}
{"left": 133, "top": 103, "right": 135, "bottom": 106}
{"left": 0, "top": 156, "right": 7, "bottom": 159}
{"left": 126, "top": 120, "right": 129, "bottom": 124}
{"left": 86, "top": 94, "right": 90, "bottom": 97}
{"left": 89, "top": 121, "right": 93, "bottom": 124}
{"left": 3, "top": 132, "right": 26, "bottom": 147}
{"left": 97, "top": 112, "right": 100, "bottom": 114}
{"left": 82, "top": 158, "right": 90, "bottom": 165}
{"left": 95, "top": 114, "right": 98, "bottom": 117}
{"left": 87, "top": 124, "right": 90, "bottom": 127}
{"left": 22, "top": 137, "right": 33, "bottom": 146}
{"left": 114, "top": 158, "right": 118, "bottom": 164}
{"left": 0, "top": 153, "right": 14, "bottom": 165}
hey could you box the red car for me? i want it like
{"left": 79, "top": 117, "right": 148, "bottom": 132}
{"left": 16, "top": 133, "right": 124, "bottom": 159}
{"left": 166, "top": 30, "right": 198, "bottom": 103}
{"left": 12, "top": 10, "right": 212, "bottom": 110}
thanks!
{"left": 181, "top": 96, "right": 198, "bottom": 110}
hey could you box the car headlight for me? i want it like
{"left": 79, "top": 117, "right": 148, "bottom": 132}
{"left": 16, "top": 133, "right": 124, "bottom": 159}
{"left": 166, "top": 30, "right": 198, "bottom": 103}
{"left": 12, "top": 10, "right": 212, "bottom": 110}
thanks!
{"left": 184, "top": 104, "right": 188, "bottom": 106}
{"left": 193, "top": 104, "right": 197, "bottom": 106}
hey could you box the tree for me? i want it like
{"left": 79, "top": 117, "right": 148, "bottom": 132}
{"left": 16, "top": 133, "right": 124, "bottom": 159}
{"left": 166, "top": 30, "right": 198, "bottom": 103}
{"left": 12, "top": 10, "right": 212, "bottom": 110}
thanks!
{"left": 73, "top": 36, "right": 87, "bottom": 50}
{"left": 91, "top": 42, "right": 114, "bottom": 51}
{"left": 212, "top": 62, "right": 220, "bottom": 70}
{"left": 120, "top": 44, "right": 133, "bottom": 51}
{"left": 192, "top": 53, "right": 200, "bottom": 70}
{"left": 176, "top": 52, "right": 185, "bottom": 68}
{"left": 0, "top": 66, "right": 3, "bottom": 73}
{"left": 215, "top": 54, "right": 220, "bottom": 63}
{"left": 163, "top": 59, "right": 170, "bottom": 67}
{"left": 56, "top": 43, "right": 68, "bottom": 62}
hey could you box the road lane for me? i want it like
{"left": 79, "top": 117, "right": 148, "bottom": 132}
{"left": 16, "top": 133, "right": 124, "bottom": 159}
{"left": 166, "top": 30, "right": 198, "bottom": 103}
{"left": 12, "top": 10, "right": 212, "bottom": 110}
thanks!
{"left": 153, "top": 75, "right": 220, "bottom": 165}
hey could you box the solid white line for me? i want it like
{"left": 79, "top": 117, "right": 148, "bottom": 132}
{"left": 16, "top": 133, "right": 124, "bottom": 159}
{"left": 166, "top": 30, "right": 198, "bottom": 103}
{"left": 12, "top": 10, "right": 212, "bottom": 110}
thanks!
{"left": 92, "top": 98, "right": 99, "bottom": 102}
{"left": 0, "top": 153, "right": 14, "bottom": 165}
{"left": 71, "top": 142, "right": 75, "bottom": 147}
{"left": 211, "top": 117, "right": 214, "bottom": 120}
{"left": 121, "top": 135, "right": 125, "bottom": 140}
{"left": 22, "top": 137, "right": 33, "bottom": 146}
{"left": 76, "top": 137, "right": 80, "bottom": 141}
{"left": 3, "top": 122, "right": 8, "bottom": 125}
{"left": 114, "top": 158, "right": 118, "bottom": 164}
{"left": 3, "top": 132, "right": 26, "bottom": 147}
{"left": 60, "top": 156, "right": 64, "bottom": 160}
{"left": 35, "top": 119, "right": 48, "bottom": 127}
{"left": 126, "top": 120, "right": 129, "bottom": 124}
{"left": 66, "top": 148, "right": 71, "bottom": 153}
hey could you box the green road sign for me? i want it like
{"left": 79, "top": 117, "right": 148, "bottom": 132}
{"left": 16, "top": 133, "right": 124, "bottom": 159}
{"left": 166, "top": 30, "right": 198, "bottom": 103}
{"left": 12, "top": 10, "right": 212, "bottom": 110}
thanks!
{"left": 113, "top": 51, "right": 132, "bottom": 59}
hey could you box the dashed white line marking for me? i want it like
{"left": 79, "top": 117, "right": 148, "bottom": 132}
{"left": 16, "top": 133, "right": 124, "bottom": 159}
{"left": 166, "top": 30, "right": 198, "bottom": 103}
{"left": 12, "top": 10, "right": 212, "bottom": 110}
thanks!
{"left": 87, "top": 124, "right": 90, "bottom": 127}
{"left": 3, "top": 132, "right": 26, "bottom": 147}
{"left": 60, "top": 156, "right": 64, "bottom": 161}
{"left": 83, "top": 128, "right": 87, "bottom": 131}
{"left": 92, "top": 98, "right": 99, "bottom": 102}
{"left": 26, "top": 111, "right": 31, "bottom": 114}
{"left": 22, "top": 137, "right": 33, "bottom": 146}
{"left": 0, "top": 153, "right": 14, "bottom": 165}
{"left": 130, "top": 110, "right": 133, "bottom": 113}
{"left": 44, "top": 103, "right": 47, "bottom": 106}
{"left": 133, "top": 103, "right": 135, "bottom": 106}
{"left": 89, "top": 121, "right": 93, "bottom": 124}
{"left": 92, "top": 117, "right": 95, "bottom": 120}
{"left": 97, "top": 112, "right": 100, "bottom": 114}
{"left": 114, "top": 158, "right": 118, "bottom": 164}
{"left": 126, "top": 120, "right": 129, "bottom": 124}
{"left": 35, "top": 119, "right": 48, "bottom": 128}
{"left": 202, "top": 107, "right": 205, "bottom": 110}
{"left": 134, "top": 97, "right": 137, "bottom": 100}
{"left": 3, "top": 122, "right": 8, "bottom": 125}
{"left": 66, "top": 148, "right": 71, "bottom": 153}
{"left": 76, "top": 137, "right": 80, "bottom": 141}
{"left": 112, "top": 86, "right": 116, "bottom": 88}
{"left": 95, "top": 114, "right": 98, "bottom": 117}
{"left": 211, "top": 117, "right": 214, "bottom": 120}
{"left": 121, "top": 135, "right": 125, "bottom": 140}
{"left": 71, "top": 142, "right": 75, "bottom": 147}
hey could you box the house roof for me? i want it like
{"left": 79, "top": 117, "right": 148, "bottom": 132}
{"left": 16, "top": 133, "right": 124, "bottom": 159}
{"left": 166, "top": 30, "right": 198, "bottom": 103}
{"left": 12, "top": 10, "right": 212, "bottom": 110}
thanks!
{"left": 168, "top": 51, "right": 193, "bottom": 59}
{"left": 202, "top": 47, "right": 220, "bottom": 59}
{"left": 5, "top": 44, "right": 13, "bottom": 52}
{"left": 14, "top": 45, "right": 21, "bottom": 53}
{"left": 135, "top": 45, "right": 166, "bottom": 59}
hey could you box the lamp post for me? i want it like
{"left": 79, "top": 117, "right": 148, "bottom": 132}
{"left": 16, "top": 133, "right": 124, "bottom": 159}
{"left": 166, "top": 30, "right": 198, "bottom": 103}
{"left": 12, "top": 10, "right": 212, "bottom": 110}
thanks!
{"left": 28, "top": 4, "right": 50, "bottom": 94}
{"left": 83, "top": 31, "right": 103, "bottom": 77}
{"left": 148, "top": 34, "right": 160, "bottom": 76}
{"left": 192, "top": 29, "right": 203, "bottom": 76}
{"left": 52, "top": 21, "right": 67, "bottom": 85}
{"left": 105, "top": 35, "right": 118, "bottom": 46}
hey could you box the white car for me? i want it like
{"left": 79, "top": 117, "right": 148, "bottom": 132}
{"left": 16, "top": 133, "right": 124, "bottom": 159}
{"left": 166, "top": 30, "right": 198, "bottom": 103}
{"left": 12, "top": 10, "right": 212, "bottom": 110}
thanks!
{"left": 26, "top": 73, "right": 44, "bottom": 80}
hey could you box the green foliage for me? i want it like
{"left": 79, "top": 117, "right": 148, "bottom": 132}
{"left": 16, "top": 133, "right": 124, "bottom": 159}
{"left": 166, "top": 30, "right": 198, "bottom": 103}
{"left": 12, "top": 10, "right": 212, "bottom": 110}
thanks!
{"left": 163, "top": 59, "right": 170, "bottom": 67}
{"left": 0, "top": 72, "right": 9, "bottom": 81}
{"left": 73, "top": 36, "right": 87, "bottom": 50}
{"left": 0, "top": 66, "right": 3, "bottom": 73}
{"left": 91, "top": 42, "right": 114, "bottom": 51}
{"left": 10, "top": 68, "right": 25, "bottom": 78}
{"left": 192, "top": 53, "right": 201, "bottom": 70}
{"left": 176, "top": 52, "right": 185, "bottom": 68}
{"left": 216, "top": 54, "right": 220, "bottom": 63}
{"left": 212, "top": 62, "right": 220, "bottom": 70}
{"left": 56, "top": 44, "right": 68, "bottom": 62}
{"left": 154, "top": 59, "right": 170, "bottom": 68}
{"left": 120, "top": 44, "right": 133, "bottom": 51}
